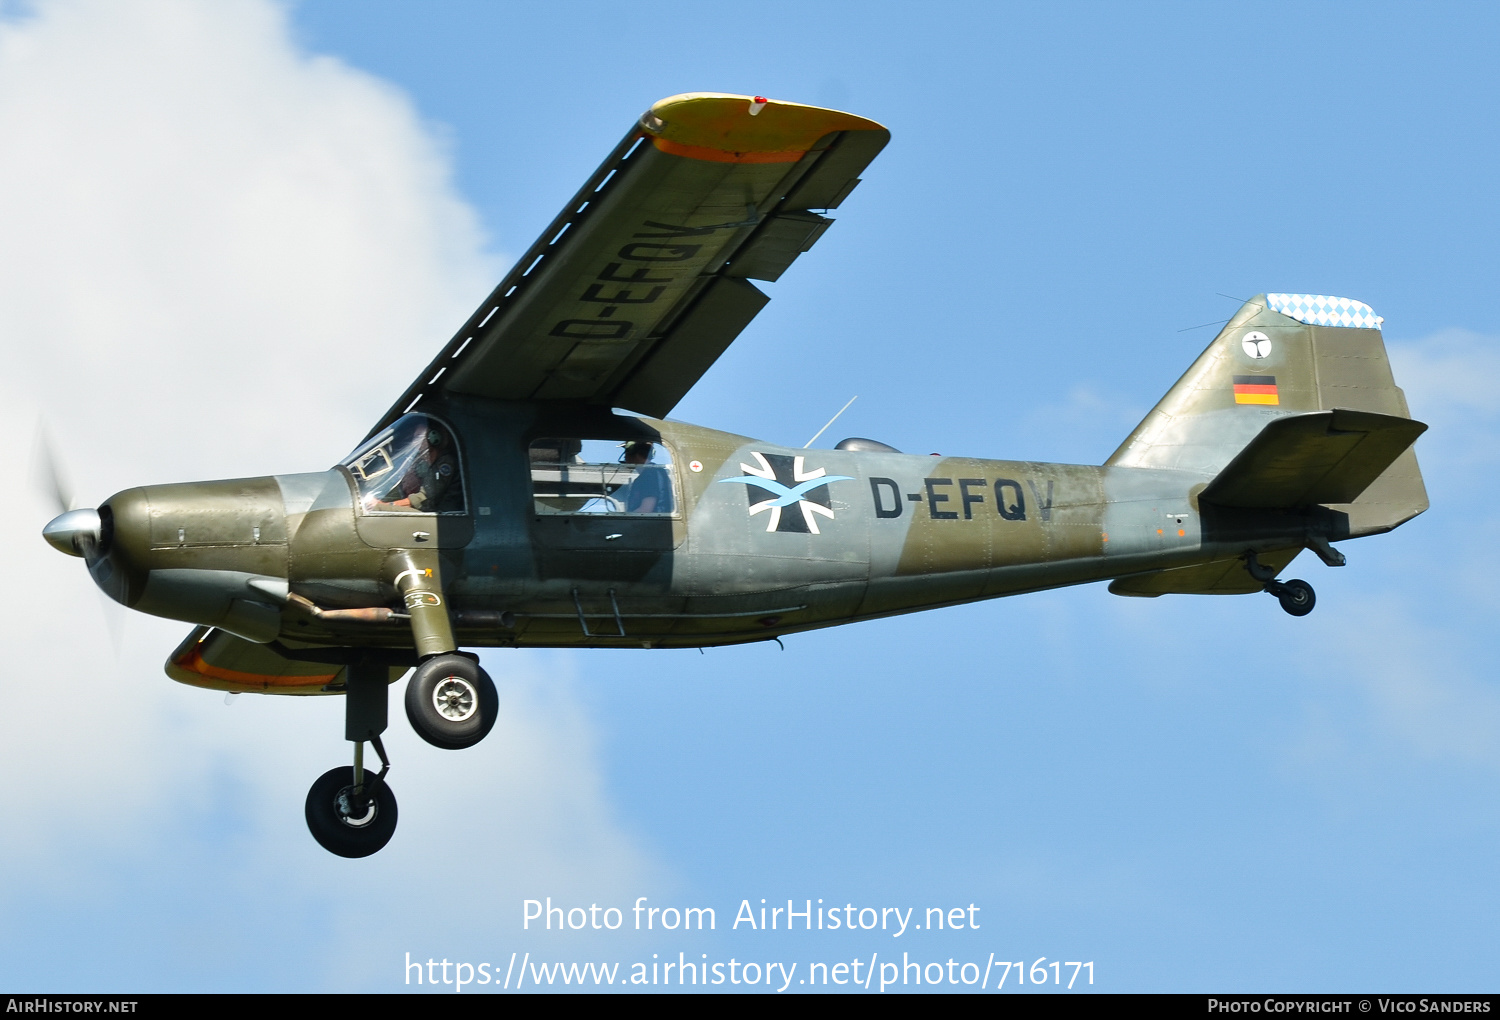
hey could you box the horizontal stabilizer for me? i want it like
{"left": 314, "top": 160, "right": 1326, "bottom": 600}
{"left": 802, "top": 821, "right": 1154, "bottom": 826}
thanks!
{"left": 1200, "top": 410, "right": 1427, "bottom": 509}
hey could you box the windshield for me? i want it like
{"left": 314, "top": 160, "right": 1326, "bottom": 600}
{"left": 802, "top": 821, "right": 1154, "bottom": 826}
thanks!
{"left": 342, "top": 413, "right": 465, "bottom": 514}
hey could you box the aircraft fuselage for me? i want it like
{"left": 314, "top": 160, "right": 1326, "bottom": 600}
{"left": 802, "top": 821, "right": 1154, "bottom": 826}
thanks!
{"left": 87, "top": 405, "right": 1327, "bottom": 655}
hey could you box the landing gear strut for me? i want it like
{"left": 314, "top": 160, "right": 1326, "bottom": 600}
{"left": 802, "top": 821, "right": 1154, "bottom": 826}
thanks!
{"left": 1244, "top": 551, "right": 1317, "bottom": 617}
{"left": 305, "top": 663, "right": 398, "bottom": 857}
{"left": 387, "top": 553, "right": 498, "bottom": 750}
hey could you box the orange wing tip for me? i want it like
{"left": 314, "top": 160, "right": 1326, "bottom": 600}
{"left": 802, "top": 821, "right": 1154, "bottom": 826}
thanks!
{"left": 167, "top": 639, "right": 338, "bottom": 694}
{"left": 640, "top": 92, "right": 887, "bottom": 163}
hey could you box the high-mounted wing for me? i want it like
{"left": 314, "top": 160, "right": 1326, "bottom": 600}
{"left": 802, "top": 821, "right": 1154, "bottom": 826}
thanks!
{"left": 369, "top": 93, "right": 889, "bottom": 435}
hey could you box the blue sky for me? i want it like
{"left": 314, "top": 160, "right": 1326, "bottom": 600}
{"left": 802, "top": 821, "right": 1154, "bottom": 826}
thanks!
{"left": 2, "top": 0, "right": 1498, "bottom": 993}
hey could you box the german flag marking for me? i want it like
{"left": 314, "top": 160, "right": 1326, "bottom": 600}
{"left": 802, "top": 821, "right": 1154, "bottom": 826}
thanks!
{"left": 1233, "top": 375, "right": 1279, "bottom": 405}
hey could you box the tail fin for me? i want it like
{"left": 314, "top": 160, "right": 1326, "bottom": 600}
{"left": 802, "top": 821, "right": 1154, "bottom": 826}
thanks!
{"left": 1107, "top": 294, "right": 1429, "bottom": 536}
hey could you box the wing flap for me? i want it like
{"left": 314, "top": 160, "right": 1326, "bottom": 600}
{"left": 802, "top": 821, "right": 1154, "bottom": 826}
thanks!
{"left": 725, "top": 211, "right": 834, "bottom": 282}
{"left": 1199, "top": 409, "right": 1427, "bottom": 509}
{"left": 611, "top": 276, "right": 770, "bottom": 416}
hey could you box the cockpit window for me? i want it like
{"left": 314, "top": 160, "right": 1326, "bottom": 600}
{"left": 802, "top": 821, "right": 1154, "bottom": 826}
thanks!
{"left": 529, "top": 438, "right": 675, "bottom": 516}
{"left": 342, "top": 413, "right": 466, "bottom": 514}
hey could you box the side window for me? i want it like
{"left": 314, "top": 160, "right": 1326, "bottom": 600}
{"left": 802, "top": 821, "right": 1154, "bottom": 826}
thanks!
{"left": 529, "top": 438, "right": 676, "bottom": 516}
{"left": 342, "top": 413, "right": 466, "bottom": 514}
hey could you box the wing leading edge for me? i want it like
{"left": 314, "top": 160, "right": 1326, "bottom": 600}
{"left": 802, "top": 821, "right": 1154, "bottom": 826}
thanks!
{"left": 369, "top": 93, "right": 889, "bottom": 436}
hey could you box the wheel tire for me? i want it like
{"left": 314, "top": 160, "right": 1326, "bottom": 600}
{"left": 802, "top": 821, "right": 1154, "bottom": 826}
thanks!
{"left": 1277, "top": 579, "right": 1316, "bottom": 617}
{"left": 405, "top": 654, "right": 498, "bottom": 750}
{"left": 304, "top": 766, "right": 397, "bottom": 858}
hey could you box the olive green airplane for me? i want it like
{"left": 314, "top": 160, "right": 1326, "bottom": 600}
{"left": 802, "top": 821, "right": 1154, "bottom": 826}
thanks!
{"left": 41, "top": 93, "right": 1428, "bottom": 857}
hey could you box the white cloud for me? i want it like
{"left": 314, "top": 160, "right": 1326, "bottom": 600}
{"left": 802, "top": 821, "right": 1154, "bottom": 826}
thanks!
{"left": 0, "top": 0, "right": 653, "bottom": 978}
{"left": 1390, "top": 329, "right": 1500, "bottom": 422}
{"left": 1389, "top": 329, "right": 1500, "bottom": 485}
{"left": 0, "top": 0, "right": 494, "bottom": 483}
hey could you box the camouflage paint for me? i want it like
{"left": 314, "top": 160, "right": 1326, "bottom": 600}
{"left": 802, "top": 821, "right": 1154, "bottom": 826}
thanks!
{"left": 80, "top": 291, "right": 1429, "bottom": 696}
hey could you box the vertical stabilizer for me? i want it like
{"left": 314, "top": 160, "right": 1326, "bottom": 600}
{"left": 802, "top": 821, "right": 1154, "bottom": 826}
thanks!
{"left": 1107, "top": 294, "right": 1427, "bottom": 537}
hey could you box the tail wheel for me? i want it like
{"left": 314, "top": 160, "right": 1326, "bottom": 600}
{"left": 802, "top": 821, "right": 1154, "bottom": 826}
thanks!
{"left": 305, "top": 766, "right": 397, "bottom": 858}
{"left": 405, "top": 653, "right": 498, "bottom": 749}
{"left": 1276, "top": 579, "right": 1316, "bottom": 617}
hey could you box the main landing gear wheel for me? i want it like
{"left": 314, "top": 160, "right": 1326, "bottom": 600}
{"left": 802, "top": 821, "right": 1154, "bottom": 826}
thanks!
{"left": 1270, "top": 579, "right": 1316, "bottom": 617}
{"left": 405, "top": 653, "right": 498, "bottom": 750}
{"left": 305, "top": 766, "right": 398, "bottom": 858}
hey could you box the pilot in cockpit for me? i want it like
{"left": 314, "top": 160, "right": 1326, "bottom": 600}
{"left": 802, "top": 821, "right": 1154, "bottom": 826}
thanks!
{"left": 381, "top": 426, "right": 459, "bottom": 512}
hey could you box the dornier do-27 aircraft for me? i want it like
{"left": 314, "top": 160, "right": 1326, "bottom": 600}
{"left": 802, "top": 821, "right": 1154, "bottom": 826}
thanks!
{"left": 41, "top": 93, "right": 1428, "bottom": 857}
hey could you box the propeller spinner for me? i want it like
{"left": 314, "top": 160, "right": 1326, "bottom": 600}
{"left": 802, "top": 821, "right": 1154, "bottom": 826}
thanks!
{"left": 42, "top": 507, "right": 102, "bottom": 557}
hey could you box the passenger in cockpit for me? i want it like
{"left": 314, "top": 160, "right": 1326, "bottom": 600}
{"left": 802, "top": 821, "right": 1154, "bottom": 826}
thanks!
{"left": 620, "top": 441, "right": 672, "bottom": 514}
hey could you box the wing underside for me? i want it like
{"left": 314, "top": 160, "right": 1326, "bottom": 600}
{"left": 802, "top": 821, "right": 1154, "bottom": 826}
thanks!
{"left": 166, "top": 627, "right": 405, "bottom": 695}
{"left": 369, "top": 93, "right": 889, "bottom": 435}
{"left": 1108, "top": 548, "right": 1302, "bottom": 597}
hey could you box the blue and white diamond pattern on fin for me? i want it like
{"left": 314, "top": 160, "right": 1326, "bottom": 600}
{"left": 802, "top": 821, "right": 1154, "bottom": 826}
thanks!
{"left": 1266, "top": 293, "right": 1383, "bottom": 330}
